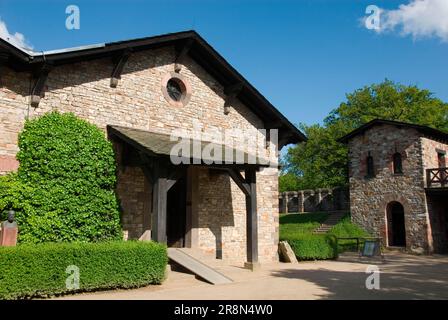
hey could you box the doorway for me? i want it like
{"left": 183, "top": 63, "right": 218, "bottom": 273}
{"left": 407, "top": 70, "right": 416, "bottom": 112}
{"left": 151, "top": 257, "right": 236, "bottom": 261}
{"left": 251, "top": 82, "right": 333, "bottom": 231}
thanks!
{"left": 167, "top": 176, "right": 187, "bottom": 247}
{"left": 387, "top": 201, "right": 406, "bottom": 247}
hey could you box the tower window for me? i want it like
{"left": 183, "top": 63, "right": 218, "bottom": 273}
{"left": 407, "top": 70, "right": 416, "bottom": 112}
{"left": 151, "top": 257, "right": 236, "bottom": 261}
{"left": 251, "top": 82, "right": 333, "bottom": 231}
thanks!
{"left": 393, "top": 152, "right": 403, "bottom": 174}
{"left": 366, "top": 153, "right": 375, "bottom": 178}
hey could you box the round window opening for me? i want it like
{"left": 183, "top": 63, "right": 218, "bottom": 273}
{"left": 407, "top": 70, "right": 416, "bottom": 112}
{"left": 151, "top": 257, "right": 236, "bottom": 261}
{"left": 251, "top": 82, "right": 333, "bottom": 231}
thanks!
{"left": 161, "top": 73, "right": 191, "bottom": 106}
{"left": 166, "top": 78, "right": 185, "bottom": 102}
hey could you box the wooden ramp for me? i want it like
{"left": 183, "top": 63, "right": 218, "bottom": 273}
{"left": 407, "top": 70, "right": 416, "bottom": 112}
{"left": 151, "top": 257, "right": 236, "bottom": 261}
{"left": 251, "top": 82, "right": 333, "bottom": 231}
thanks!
{"left": 167, "top": 248, "right": 233, "bottom": 285}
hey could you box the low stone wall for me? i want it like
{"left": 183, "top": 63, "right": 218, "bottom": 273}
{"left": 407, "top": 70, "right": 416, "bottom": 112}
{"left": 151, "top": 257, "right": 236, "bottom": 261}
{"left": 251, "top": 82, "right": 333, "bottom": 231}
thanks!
{"left": 279, "top": 186, "right": 349, "bottom": 213}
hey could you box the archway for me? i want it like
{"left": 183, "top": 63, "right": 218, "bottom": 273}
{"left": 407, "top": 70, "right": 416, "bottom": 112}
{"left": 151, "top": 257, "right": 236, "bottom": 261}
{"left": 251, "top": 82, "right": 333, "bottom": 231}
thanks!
{"left": 387, "top": 201, "right": 406, "bottom": 247}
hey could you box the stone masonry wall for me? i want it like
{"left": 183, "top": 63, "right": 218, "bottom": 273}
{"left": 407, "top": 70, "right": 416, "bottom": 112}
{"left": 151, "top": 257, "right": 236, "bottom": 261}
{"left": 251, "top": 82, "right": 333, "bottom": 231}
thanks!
{"left": 348, "top": 124, "right": 430, "bottom": 253}
{"left": 421, "top": 137, "right": 448, "bottom": 177}
{"left": 197, "top": 167, "right": 279, "bottom": 263}
{"left": 0, "top": 46, "right": 279, "bottom": 262}
{"left": 116, "top": 166, "right": 151, "bottom": 240}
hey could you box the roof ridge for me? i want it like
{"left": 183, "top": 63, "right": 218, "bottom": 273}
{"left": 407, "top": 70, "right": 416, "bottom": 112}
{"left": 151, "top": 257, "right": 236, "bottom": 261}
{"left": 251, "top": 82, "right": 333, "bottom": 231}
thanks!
{"left": 338, "top": 118, "right": 448, "bottom": 143}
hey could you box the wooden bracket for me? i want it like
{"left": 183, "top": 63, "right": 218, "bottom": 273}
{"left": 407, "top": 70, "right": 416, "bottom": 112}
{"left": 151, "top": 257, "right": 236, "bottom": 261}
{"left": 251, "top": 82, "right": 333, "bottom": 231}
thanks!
{"left": 110, "top": 49, "right": 132, "bottom": 88}
{"left": 265, "top": 120, "right": 283, "bottom": 130}
{"left": 0, "top": 52, "right": 9, "bottom": 87}
{"left": 227, "top": 168, "right": 250, "bottom": 196}
{"left": 278, "top": 132, "right": 294, "bottom": 149}
{"left": 223, "top": 82, "right": 243, "bottom": 115}
{"left": 30, "top": 63, "right": 52, "bottom": 107}
{"left": 174, "top": 39, "right": 194, "bottom": 72}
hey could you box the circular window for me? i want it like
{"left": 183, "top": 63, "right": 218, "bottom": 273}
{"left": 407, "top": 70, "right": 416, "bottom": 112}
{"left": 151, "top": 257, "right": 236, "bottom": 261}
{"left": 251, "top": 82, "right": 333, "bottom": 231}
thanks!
{"left": 161, "top": 72, "right": 192, "bottom": 107}
{"left": 166, "top": 78, "right": 184, "bottom": 102}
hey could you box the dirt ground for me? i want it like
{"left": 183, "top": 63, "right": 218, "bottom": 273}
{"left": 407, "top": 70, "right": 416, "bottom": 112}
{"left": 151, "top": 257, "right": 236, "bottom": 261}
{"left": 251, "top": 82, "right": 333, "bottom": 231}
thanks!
{"left": 57, "top": 252, "right": 448, "bottom": 300}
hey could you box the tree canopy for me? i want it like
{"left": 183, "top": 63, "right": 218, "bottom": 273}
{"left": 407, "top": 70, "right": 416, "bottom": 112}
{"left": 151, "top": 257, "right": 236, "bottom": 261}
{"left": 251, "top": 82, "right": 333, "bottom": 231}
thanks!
{"left": 281, "top": 79, "right": 448, "bottom": 191}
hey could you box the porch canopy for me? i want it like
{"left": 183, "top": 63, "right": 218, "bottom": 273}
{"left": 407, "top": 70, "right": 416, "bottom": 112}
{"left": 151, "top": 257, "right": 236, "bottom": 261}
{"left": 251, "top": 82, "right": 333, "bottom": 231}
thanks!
{"left": 107, "top": 125, "right": 273, "bottom": 269}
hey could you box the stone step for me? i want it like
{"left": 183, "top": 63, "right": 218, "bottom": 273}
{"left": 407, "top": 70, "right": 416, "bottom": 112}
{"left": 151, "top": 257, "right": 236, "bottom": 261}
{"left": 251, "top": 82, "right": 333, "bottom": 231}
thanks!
{"left": 312, "top": 212, "right": 348, "bottom": 234}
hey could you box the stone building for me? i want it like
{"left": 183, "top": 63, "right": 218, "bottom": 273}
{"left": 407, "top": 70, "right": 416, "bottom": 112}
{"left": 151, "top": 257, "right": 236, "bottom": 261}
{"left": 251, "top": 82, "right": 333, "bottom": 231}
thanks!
{"left": 0, "top": 31, "right": 306, "bottom": 268}
{"left": 339, "top": 119, "right": 448, "bottom": 253}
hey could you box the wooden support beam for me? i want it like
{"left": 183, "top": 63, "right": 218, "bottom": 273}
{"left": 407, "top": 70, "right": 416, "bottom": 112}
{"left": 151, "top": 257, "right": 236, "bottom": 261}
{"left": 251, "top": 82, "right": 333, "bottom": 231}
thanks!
{"left": 30, "top": 63, "right": 52, "bottom": 107}
{"left": 223, "top": 83, "right": 243, "bottom": 115}
{"left": 166, "top": 178, "right": 177, "bottom": 191}
{"left": 226, "top": 166, "right": 259, "bottom": 269}
{"left": 278, "top": 132, "right": 294, "bottom": 149}
{"left": 224, "top": 82, "right": 243, "bottom": 95}
{"left": 265, "top": 120, "right": 283, "bottom": 130}
{"left": 151, "top": 174, "right": 168, "bottom": 243}
{"left": 149, "top": 159, "right": 184, "bottom": 243}
{"left": 110, "top": 49, "right": 132, "bottom": 88}
{"left": 174, "top": 39, "right": 194, "bottom": 72}
{"left": 139, "top": 152, "right": 156, "bottom": 184}
{"left": 0, "top": 52, "right": 9, "bottom": 87}
{"left": 227, "top": 168, "right": 250, "bottom": 196}
{"left": 244, "top": 167, "right": 259, "bottom": 270}
{"left": 141, "top": 165, "right": 155, "bottom": 185}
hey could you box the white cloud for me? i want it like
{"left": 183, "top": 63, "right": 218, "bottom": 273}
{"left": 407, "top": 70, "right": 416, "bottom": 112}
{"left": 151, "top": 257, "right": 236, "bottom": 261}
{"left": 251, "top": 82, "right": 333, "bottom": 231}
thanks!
{"left": 379, "top": 0, "right": 448, "bottom": 42}
{"left": 0, "top": 18, "right": 33, "bottom": 50}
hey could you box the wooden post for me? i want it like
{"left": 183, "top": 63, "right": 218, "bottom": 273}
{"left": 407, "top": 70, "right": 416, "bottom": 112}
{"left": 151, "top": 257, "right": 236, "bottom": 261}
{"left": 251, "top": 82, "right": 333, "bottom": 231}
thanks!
{"left": 150, "top": 161, "right": 172, "bottom": 244}
{"left": 244, "top": 168, "right": 259, "bottom": 271}
{"left": 149, "top": 160, "right": 181, "bottom": 244}
{"left": 185, "top": 166, "right": 199, "bottom": 248}
{"left": 226, "top": 166, "right": 260, "bottom": 271}
{"left": 151, "top": 175, "right": 168, "bottom": 243}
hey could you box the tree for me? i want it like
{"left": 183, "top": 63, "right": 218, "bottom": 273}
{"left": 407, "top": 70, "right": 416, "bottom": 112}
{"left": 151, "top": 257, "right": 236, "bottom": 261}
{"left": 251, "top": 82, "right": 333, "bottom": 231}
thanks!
{"left": 279, "top": 173, "right": 300, "bottom": 192}
{"left": 1, "top": 112, "right": 122, "bottom": 243}
{"left": 282, "top": 80, "right": 448, "bottom": 190}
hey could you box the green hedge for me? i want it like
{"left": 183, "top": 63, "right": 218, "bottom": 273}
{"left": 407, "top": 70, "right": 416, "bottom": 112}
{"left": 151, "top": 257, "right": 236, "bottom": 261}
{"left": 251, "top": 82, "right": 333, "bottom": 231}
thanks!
{"left": 328, "top": 216, "right": 370, "bottom": 253}
{"left": 0, "top": 112, "right": 122, "bottom": 243}
{"left": 0, "top": 241, "right": 167, "bottom": 299}
{"left": 283, "top": 234, "right": 338, "bottom": 261}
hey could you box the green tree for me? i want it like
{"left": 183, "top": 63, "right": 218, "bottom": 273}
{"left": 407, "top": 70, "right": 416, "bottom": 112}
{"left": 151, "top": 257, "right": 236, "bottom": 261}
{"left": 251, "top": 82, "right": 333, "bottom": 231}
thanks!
{"left": 1, "top": 112, "right": 122, "bottom": 243}
{"left": 279, "top": 173, "right": 300, "bottom": 192}
{"left": 282, "top": 80, "right": 448, "bottom": 190}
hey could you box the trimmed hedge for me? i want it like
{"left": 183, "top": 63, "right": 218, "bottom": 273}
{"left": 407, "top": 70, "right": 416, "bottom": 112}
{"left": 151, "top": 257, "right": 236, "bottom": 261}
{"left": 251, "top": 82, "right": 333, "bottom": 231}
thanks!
{"left": 0, "top": 241, "right": 167, "bottom": 299}
{"left": 282, "top": 234, "right": 338, "bottom": 261}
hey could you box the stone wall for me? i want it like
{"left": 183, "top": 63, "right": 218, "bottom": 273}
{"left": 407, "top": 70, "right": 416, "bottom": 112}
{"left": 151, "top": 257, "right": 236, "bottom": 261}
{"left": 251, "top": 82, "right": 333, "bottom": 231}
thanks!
{"left": 421, "top": 137, "right": 448, "bottom": 170}
{"left": 0, "top": 45, "right": 279, "bottom": 263}
{"left": 116, "top": 166, "right": 151, "bottom": 240}
{"left": 279, "top": 186, "right": 349, "bottom": 213}
{"left": 348, "top": 124, "right": 430, "bottom": 253}
{"left": 196, "top": 167, "right": 279, "bottom": 263}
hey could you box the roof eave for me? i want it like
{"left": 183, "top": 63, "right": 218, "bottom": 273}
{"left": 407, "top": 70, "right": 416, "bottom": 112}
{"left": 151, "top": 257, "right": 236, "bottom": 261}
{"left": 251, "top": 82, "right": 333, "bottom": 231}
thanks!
{"left": 1, "top": 30, "right": 306, "bottom": 143}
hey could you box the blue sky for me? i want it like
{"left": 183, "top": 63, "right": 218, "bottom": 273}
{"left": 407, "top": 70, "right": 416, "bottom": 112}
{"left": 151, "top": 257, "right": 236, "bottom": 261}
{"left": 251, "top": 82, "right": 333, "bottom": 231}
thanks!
{"left": 0, "top": 0, "right": 447, "bottom": 126}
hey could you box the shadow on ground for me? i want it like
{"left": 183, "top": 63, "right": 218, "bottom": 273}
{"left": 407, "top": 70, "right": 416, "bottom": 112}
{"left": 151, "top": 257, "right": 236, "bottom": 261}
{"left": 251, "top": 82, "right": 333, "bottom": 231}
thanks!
{"left": 271, "top": 253, "right": 448, "bottom": 299}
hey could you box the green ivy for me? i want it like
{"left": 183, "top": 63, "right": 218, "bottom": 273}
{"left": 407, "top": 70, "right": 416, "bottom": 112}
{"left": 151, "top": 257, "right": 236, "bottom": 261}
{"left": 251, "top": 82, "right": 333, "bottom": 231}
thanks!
{"left": 1, "top": 112, "right": 122, "bottom": 243}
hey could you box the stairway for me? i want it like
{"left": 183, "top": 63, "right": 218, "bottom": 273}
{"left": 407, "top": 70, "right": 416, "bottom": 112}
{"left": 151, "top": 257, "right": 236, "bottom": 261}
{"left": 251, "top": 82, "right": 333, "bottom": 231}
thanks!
{"left": 313, "top": 211, "right": 347, "bottom": 234}
{"left": 167, "top": 248, "right": 233, "bottom": 285}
